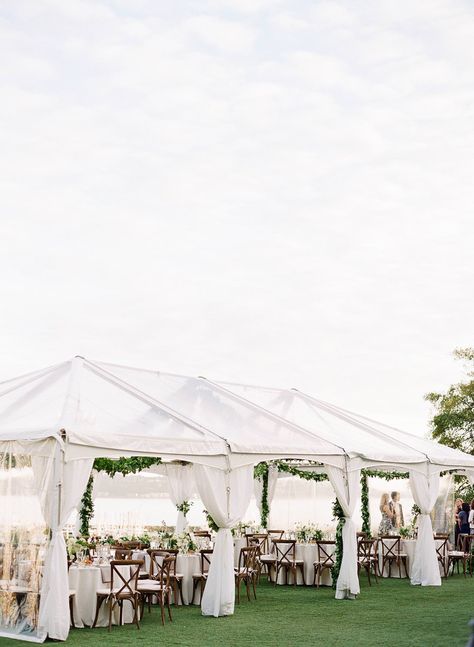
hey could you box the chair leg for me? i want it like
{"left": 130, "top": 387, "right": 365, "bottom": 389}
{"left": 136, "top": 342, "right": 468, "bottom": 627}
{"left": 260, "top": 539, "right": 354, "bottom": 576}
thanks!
{"left": 92, "top": 596, "right": 104, "bottom": 629}
{"left": 167, "top": 593, "right": 173, "bottom": 621}
{"left": 107, "top": 598, "right": 114, "bottom": 632}
{"left": 300, "top": 564, "right": 306, "bottom": 586}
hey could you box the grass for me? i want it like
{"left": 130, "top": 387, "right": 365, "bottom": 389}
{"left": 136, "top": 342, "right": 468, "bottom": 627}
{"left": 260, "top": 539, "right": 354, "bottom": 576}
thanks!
{"left": 2, "top": 574, "right": 473, "bottom": 647}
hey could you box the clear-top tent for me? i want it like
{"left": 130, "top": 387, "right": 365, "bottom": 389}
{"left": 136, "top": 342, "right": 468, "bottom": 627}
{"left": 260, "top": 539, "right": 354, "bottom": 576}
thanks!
{"left": 1, "top": 356, "right": 474, "bottom": 643}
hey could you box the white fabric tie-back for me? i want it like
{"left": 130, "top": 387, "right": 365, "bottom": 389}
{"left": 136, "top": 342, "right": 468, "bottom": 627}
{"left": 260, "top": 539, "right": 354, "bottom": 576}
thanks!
{"left": 254, "top": 464, "right": 278, "bottom": 527}
{"left": 165, "top": 464, "right": 195, "bottom": 533}
{"left": 193, "top": 464, "right": 253, "bottom": 617}
{"left": 326, "top": 466, "right": 360, "bottom": 600}
{"left": 409, "top": 470, "right": 441, "bottom": 586}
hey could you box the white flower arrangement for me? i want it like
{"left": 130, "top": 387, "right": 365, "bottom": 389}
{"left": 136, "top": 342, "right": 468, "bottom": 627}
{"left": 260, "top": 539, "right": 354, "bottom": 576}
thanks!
{"left": 295, "top": 522, "right": 323, "bottom": 544}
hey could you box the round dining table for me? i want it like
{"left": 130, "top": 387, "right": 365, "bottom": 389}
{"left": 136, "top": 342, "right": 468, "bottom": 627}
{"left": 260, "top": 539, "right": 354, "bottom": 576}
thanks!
{"left": 68, "top": 564, "right": 135, "bottom": 627}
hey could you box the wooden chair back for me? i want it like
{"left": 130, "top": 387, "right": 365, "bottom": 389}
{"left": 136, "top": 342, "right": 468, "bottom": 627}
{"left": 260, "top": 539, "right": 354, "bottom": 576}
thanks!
{"left": 114, "top": 548, "right": 133, "bottom": 560}
{"left": 378, "top": 535, "right": 402, "bottom": 559}
{"left": 109, "top": 559, "right": 142, "bottom": 595}
{"left": 317, "top": 541, "right": 336, "bottom": 568}
{"left": 247, "top": 534, "right": 269, "bottom": 555}
{"left": 200, "top": 549, "right": 213, "bottom": 574}
{"left": 237, "top": 546, "right": 258, "bottom": 574}
{"left": 273, "top": 539, "right": 296, "bottom": 564}
{"left": 358, "top": 539, "right": 377, "bottom": 562}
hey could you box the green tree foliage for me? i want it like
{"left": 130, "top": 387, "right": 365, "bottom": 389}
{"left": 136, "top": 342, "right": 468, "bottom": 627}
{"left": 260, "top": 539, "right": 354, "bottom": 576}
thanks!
{"left": 425, "top": 348, "right": 474, "bottom": 454}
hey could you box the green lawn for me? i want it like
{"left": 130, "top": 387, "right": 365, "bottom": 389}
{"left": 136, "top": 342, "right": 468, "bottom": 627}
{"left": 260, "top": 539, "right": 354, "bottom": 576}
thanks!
{"left": 2, "top": 575, "right": 473, "bottom": 647}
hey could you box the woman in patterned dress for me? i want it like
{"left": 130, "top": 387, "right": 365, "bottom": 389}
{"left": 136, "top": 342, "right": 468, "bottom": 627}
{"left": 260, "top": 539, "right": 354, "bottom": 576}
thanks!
{"left": 378, "top": 493, "right": 395, "bottom": 535}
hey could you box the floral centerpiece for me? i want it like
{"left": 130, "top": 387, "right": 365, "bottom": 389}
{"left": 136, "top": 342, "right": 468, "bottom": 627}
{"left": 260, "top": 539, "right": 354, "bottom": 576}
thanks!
{"left": 66, "top": 536, "right": 90, "bottom": 559}
{"left": 175, "top": 532, "right": 197, "bottom": 554}
{"left": 232, "top": 521, "right": 260, "bottom": 537}
{"left": 295, "top": 523, "right": 323, "bottom": 544}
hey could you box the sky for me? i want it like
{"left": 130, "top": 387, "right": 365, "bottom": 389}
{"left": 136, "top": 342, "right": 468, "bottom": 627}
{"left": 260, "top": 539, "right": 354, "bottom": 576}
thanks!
{"left": 0, "top": 0, "right": 473, "bottom": 436}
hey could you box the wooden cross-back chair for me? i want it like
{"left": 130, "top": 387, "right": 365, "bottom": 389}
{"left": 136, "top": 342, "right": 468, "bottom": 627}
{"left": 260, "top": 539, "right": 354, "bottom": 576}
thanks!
{"left": 272, "top": 539, "right": 305, "bottom": 586}
{"left": 357, "top": 539, "right": 379, "bottom": 586}
{"left": 235, "top": 546, "right": 258, "bottom": 603}
{"left": 246, "top": 534, "right": 269, "bottom": 581}
{"left": 147, "top": 548, "right": 183, "bottom": 605}
{"left": 191, "top": 549, "right": 213, "bottom": 604}
{"left": 313, "top": 541, "right": 336, "bottom": 587}
{"left": 92, "top": 559, "right": 143, "bottom": 632}
{"left": 138, "top": 553, "right": 175, "bottom": 625}
{"left": 378, "top": 536, "right": 408, "bottom": 578}
{"left": 113, "top": 548, "right": 133, "bottom": 560}
{"left": 448, "top": 534, "right": 474, "bottom": 577}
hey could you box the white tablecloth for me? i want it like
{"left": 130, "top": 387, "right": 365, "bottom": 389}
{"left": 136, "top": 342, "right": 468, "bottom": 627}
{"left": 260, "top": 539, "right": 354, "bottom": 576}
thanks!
{"left": 378, "top": 539, "right": 445, "bottom": 578}
{"left": 273, "top": 544, "right": 333, "bottom": 587}
{"left": 174, "top": 553, "right": 200, "bottom": 605}
{"left": 233, "top": 538, "right": 246, "bottom": 567}
{"left": 68, "top": 565, "right": 135, "bottom": 628}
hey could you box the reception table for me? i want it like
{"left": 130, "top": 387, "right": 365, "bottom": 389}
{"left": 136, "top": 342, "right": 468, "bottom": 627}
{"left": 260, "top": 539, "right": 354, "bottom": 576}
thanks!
{"left": 68, "top": 564, "right": 135, "bottom": 627}
{"left": 378, "top": 538, "right": 446, "bottom": 578}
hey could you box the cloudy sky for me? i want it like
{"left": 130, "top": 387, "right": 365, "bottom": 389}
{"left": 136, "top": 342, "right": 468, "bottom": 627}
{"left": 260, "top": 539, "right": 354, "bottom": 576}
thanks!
{"left": 1, "top": 0, "right": 473, "bottom": 435}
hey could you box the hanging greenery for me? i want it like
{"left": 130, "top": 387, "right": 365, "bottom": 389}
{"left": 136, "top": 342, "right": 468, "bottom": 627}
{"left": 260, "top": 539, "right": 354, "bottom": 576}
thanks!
{"left": 331, "top": 499, "right": 345, "bottom": 587}
{"left": 177, "top": 500, "right": 192, "bottom": 516}
{"left": 77, "top": 456, "right": 163, "bottom": 537}
{"left": 93, "top": 456, "right": 162, "bottom": 477}
{"left": 360, "top": 472, "right": 371, "bottom": 538}
{"left": 273, "top": 460, "right": 329, "bottom": 482}
{"left": 203, "top": 509, "right": 219, "bottom": 532}
{"left": 254, "top": 462, "right": 270, "bottom": 528}
{"left": 79, "top": 474, "right": 94, "bottom": 537}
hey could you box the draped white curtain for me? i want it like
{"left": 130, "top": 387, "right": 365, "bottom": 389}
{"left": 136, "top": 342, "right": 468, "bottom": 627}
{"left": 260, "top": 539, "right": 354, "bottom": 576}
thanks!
{"left": 193, "top": 464, "right": 253, "bottom": 617}
{"left": 165, "top": 464, "right": 195, "bottom": 533}
{"left": 254, "top": 464, "right": 278, "bottom": 527}
{"left": 409, "top": 470, "right": 441, "bottom": 586}
{"left": 34, "top": 456, "right": 93, "bottom": 640}
{"left": 326, "top": 465, "right": 361, "bottom": 600}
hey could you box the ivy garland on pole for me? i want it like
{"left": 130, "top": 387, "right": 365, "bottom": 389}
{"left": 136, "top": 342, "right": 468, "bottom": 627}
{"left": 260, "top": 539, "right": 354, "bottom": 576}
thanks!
{"left": 331, "top": 499, "right": 345, "bottom": 586}
{"left": 78, "top": 456, "right": 162, "bottom": 537}
{"left": 360, "top": 472, "right": 371, "bottom": 538}
{"left": 253, "top": 462, "right": 270, "bottom": 528}
{"left": 79, "top": 474, "right": 95, "bottom": 537}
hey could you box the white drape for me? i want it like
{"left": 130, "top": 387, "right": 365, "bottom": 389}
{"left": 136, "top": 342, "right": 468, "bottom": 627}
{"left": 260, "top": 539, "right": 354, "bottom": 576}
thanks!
{"left": 35, "top": 456, "right": 93, "bottom": 640}
{"left": 326, "top": 466, "right": 361, "bottom": 600}
{"left": 193, "top": 464, "right": 253, "bottom": 617}
{"left": 409, "top": 470, "right": 441, "bottom": 586}
{"left": 254, "top": 464, "right": 278, "bottom": 527}
{"left": 165, "top": 464, "right": 195, "bottom": 533}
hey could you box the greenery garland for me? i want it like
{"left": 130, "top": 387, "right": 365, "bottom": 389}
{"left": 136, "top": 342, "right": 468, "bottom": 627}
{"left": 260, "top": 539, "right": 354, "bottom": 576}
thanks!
{"left": 93, "top": 456, "right": 162, "bottom": 477}
{"left": 254, "top": 462, "right": 270, "bottom": 528}
{"left": 79, "top": 474, "right": 94, "bottom": 537}
{"left": 331, "top": 499, "right": 345, "bottom": 587}
{"left": 360, "top": 472, "right": 371, "bottom": 538}
{"left": 77, "top": 456, "right": 163, "bottom": 537}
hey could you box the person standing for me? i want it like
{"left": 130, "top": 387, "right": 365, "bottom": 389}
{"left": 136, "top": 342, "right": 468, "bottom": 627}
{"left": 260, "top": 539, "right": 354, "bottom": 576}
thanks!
{"left": 459, "top": 502, "right": 470, "bottom": 536}
{"left": 454, "top": 498, "right": 463, "bottom": 547}
{"left": 390, "top": 491, "right": 404, "bottom": 529}
{"left": 379, "top": 493, "right": 395, "bottom": 535}
{"left": 469, "top": 499, "right": 474, "bottom": 535}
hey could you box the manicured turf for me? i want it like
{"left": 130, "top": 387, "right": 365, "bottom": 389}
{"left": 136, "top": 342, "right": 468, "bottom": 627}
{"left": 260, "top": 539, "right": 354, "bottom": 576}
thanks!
{"left": 2, "top": 574, "right": 473, "bottom": 647}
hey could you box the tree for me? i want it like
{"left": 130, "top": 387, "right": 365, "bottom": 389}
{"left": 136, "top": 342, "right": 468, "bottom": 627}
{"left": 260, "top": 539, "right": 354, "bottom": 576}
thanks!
{"left": 425, "top": 348, "right": 474, "bottom": 498}
{"left": 425, "top": 348, "right": 474, "bottom": 454}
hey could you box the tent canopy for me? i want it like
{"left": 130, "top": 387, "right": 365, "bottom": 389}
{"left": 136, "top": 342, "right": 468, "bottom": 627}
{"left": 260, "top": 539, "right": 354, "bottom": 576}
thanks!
{"left": 1, "top": 356, "right": 474, "bottom": 474}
